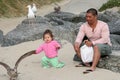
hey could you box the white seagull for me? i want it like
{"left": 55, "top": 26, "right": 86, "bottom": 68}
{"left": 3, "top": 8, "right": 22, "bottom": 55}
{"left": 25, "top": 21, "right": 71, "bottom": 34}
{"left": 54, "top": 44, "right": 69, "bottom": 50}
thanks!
{"left": 27, "top": 5, "right": 35, "bottom": 19}
{"left": 31, "top": 3, "right": 37, "bottom": 14}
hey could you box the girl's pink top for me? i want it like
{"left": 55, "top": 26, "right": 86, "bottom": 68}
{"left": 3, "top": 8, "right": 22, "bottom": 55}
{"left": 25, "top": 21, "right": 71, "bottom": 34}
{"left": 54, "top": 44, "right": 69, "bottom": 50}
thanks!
{"left": 75, "top": 20, "right": 112, "bottom": 46}
{"left": 35, "top": 40, "right": 61, "bottom": 58}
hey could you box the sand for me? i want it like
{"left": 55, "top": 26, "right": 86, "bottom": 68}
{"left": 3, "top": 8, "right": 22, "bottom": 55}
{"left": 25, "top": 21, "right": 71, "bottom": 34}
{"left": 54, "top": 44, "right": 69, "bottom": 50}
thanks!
{"left": 0, "top": 0, "right": 120, "bottom": 80}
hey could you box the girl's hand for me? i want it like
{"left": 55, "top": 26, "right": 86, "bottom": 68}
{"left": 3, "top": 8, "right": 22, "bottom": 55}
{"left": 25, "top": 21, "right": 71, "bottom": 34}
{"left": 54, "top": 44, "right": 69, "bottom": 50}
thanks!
{"left": 56, "top": 46, "right": 60, "bottom": 50}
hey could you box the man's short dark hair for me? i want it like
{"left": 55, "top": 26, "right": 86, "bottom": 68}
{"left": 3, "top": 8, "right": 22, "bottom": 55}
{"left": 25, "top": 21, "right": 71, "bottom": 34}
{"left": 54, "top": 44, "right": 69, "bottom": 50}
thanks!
{"left": 86, "top": 8, "right": 98, "bottom": 16}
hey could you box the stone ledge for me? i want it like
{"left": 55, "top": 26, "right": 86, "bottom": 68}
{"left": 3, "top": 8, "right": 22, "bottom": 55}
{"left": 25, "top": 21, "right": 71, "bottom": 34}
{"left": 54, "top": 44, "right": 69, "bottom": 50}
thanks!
{"left": 97, "top": 55, "right": 120, "bottom": 73}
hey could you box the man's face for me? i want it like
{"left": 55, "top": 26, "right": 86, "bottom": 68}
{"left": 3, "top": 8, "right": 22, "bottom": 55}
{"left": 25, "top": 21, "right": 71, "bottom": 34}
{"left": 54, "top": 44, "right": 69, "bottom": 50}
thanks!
{"left": 86, "top": 13, "right": 97, "bottom": 25}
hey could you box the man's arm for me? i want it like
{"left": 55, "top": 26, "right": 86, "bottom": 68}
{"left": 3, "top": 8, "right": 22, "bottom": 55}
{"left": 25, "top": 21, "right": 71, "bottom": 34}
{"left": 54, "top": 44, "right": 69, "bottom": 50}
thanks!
{"left": 92, "top": 24, "right": 110, "bottom": 45}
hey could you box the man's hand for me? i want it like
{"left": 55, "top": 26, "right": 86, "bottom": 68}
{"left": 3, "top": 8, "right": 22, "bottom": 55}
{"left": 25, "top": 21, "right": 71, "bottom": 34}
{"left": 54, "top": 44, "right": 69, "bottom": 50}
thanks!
{"left": 84, "top": 40, "right": 93, "bottom": 47}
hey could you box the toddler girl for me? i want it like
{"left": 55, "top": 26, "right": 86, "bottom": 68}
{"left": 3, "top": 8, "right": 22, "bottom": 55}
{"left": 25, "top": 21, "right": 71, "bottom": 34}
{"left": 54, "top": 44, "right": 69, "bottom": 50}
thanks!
{"left": 35, "top": 29, "right": 65, "bottom": 68}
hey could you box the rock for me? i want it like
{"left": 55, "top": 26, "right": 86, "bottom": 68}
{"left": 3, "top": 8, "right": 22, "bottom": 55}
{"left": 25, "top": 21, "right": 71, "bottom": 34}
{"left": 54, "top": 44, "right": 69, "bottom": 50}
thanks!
{"left": 0, "top": 30, "right": 4, "bottom": 45}
{"left": 108, "top": 19, "right": 120, "bottom": 35}
{"left": 98, "top": 13, "right": 112, "bottom": 22}
{"left": 97, "top": 55, "right": 120, "bottom": 73}
{"left": 104, "top": 11, "right": 120, "bottom": 20}
{"left": 110, "top": 34, "right": 120, "bottom": 50}
{"left": 2, "top": 17, "right": 52, "bottom": 46}
{"left": 71, "top": 12, "right": 86, "bottom": 23}
{"left": 1, "top": 16, "right": 76, "bottom": 46}
{"left": 45, "top": 11, "right": 76, "bottom": 22}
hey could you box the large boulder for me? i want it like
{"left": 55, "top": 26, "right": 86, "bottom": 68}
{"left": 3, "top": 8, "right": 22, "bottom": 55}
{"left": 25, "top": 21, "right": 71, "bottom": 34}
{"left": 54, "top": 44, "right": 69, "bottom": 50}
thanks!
{"left": 1, "top": 16, "right": 76, "bottom": 46}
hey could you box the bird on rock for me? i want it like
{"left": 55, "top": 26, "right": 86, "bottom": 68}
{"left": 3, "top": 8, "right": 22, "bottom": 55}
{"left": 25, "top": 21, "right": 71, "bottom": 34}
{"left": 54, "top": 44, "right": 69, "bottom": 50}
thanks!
{"left": 27, "top": 5, "right": 35, "bottom": 19}
{"left": 31, "top": 3, "right": 37, "bottom": 14}
{"left": 54, "top": 3, "right": 61, "bottom": 13}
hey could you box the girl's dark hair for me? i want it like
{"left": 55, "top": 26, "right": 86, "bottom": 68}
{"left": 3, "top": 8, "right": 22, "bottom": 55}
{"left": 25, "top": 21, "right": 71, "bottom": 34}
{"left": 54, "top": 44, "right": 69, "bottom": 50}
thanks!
{"left": 86, "top": 8, "right": 98, "bottom": 16}
{"left": 43, "top": 29, "right": 54, "bottom": 40}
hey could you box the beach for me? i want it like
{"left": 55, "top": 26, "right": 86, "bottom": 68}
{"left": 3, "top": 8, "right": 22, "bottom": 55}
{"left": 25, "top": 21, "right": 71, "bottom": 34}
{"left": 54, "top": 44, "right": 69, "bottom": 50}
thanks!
{"left": 0, "top": 0, "right": 120, "bottom": 80}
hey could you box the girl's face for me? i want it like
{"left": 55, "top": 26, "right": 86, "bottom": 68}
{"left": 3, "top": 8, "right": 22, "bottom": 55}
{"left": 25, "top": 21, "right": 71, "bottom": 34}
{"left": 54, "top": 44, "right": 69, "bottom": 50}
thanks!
{"left": 44, "top": 34, "right": 52, "bottom": 43}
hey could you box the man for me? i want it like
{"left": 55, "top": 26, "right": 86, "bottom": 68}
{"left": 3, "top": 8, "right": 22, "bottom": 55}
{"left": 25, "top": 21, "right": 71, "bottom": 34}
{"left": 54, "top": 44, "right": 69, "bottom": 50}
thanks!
{"left": 74, "top": 8, "right": 112, "bottom": 72}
